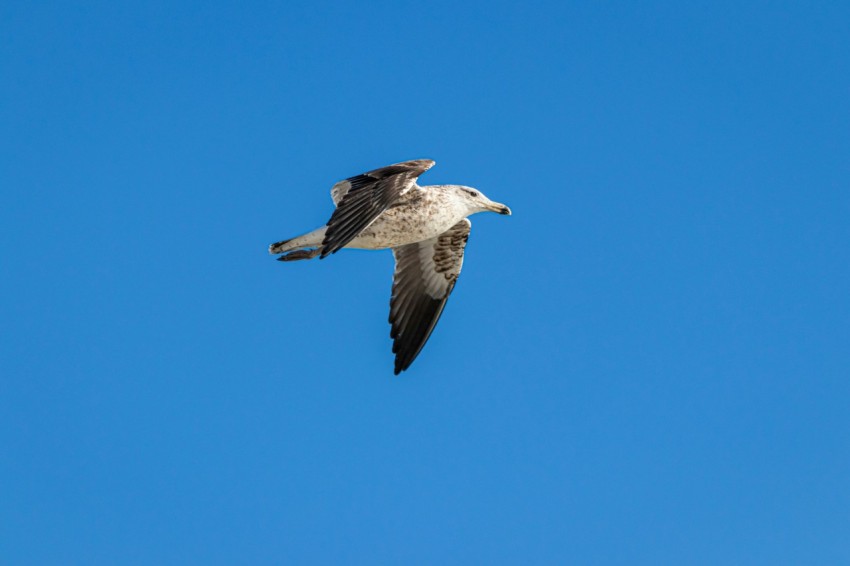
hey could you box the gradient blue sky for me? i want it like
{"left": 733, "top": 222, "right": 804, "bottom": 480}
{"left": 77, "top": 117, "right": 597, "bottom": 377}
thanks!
{"left": 2, "top": 1, "right": 849, "bottom": 563}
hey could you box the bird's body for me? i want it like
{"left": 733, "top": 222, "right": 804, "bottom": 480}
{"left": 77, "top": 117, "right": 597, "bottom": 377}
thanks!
{"left": 271, "top": 185, "right": 480, "bottom": 253}
{"left": 269, "top": 159, "right": 511, "bottom": 374}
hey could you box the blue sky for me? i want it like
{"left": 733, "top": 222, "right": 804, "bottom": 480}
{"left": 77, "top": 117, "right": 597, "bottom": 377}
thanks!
{"left": 2, "top": 1, "right": 849, "bottom": 563}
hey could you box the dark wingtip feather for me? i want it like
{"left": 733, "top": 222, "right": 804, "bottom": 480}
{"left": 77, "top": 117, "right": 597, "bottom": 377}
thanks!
{"left": 319, "top": 246, "right": 341, "bottom": 259}
{"left": 394, "top": 355, "right": 410, "bottom": 375}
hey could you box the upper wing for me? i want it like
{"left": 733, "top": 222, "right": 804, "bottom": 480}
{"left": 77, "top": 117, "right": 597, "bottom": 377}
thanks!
{"left": 388, "top": 219, "right": 471, "bottom": 375}
{"left": 321, "top": 159, "right": 435, "bottom": 257}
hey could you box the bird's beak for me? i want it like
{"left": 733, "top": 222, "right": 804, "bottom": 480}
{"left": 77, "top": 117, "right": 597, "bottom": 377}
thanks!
{"left": 487, "top": 201, "right": 512, "bottom": 215}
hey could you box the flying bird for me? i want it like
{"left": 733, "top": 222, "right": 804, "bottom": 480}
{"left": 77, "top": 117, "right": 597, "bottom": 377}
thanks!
{"left": 269, "top": 159, "right": 511, "bottom": 374}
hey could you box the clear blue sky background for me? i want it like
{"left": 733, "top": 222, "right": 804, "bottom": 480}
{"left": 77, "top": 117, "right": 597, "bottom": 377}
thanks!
{"left": 2, "top": 1, "right": 848, "bottom": 563}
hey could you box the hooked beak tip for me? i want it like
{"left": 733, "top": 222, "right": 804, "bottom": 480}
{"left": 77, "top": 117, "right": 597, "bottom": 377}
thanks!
{"left": 500, "top": 205, "right": 512, "bottom": 216}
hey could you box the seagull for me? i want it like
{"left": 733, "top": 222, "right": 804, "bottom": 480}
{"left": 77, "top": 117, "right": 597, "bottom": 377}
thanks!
{"left": 269, "top": 159, "right": 511, "bottom": 375}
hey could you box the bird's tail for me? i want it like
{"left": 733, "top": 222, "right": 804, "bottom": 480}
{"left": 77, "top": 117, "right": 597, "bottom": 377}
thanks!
{"left": 269, "top": 227, "right": 327, "bottom": 261}
{"left": 274, "top": 246, "right": 321, "bottom": 261}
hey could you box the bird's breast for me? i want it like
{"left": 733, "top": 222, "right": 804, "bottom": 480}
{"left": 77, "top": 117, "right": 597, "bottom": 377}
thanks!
{"left": 346, "top": 201, "right": 464, "bottom": 250}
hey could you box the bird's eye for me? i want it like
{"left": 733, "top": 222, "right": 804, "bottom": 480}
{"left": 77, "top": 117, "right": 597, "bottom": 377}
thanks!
{"left": 466, "top": 190, "right": 479, "bottom": 198}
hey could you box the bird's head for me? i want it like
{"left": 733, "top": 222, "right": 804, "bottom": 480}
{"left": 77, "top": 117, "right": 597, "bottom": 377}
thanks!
{"left": 453, "top": 185, "right": 512, "bottom": 216}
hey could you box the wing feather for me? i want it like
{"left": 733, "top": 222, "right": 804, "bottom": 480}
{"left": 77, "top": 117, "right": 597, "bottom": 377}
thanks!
{"left": 321, "top": 159, "right": 435, "bottom": 257}
{"left": 388, "top": 219, "right": 471, "bottom": 374}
